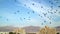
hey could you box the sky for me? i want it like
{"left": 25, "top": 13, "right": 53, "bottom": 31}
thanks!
{"left": 0, "top": 0, "right": 60, "bottom": 27}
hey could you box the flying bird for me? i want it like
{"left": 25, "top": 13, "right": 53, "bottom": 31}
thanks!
{"left": 15, "top": 0, "right": 17, "bottom": 2}
{"left": 44, "top": 20, "right": 46, "bottom": 23}
{"left": 50, "top": 22, "right": 51, "bottom": 24}
{"left": 6, "top": 19, "right": 8, "bottom": 21}
{"left": 32, "top": 3, "right": 35, "bottom": 5}
{"left": 39, "top": 14, "right": 40, "bottom": 16}
{"left": 24, "top": 18, "right": 26, "bottom": 19}
{"left": 41, "top": 6, "right": 43, "bottom": 8}
{"left": 0, "top": 16, "right": 2, "bottom": 18}
{"left": 17, "top": 10, "right": 20, "bottom": 13}
{"left": 50, "top": 12, "right": 53, "bottom": 14}
{"left": 43, "top": 13, "right": 47, "bottom": 17}
{"left": 27, "top": 12, "right": 30, "bottom": 14}
{"left": 32, "top": 11, "right": 35, "bottom": 13}
{"left": 58, "top": 6, "right": 60, "bottom": 8}
{"left": 14, "top": 12, "right": 16, "bottom": 14}
{"left": 41, "top": 23, "right": 43, "bottom": 25}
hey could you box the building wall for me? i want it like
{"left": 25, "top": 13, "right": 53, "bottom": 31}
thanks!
{"left": 13, "top": 28, "right": 26, "bottom": 34}
{"left": 38, "top": 26, "right": 56, "bottom": 34}
{"left": 0, "top": 32, "right": 9, "bottom": 34}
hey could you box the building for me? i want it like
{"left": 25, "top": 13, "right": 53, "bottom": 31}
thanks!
{"left": 13, "top": 28, "right": 26, "bottom": 34}
{"left": 23, "top": 26, "right": 40, "bottom": 34}
{"left": 9, "top": 26, "right": 57, "bottom": 34}
{"left": 38, "top": 26, "right": 56, "bottom": 34}
{"left": 0, "top": 32, "right": 9, "bottom": 34}
{"left": 0, "top": 26, "right": 59, "bottom": 34}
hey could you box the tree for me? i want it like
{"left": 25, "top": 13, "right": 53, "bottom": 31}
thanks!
{"left": 9, "top": 32, "right": 14, "bottom": 34}
{"left": 57, "top": 32, "right": 59, "bottom": 34}
{"left": 14, "top": 32, "right": 16, "bottom": 34}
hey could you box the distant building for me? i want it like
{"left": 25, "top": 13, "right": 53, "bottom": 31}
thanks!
{"left": 0, "top": 32, "right": 9, "bottom": 34}
{"left": 13, "top": 28, "right": 26, "bottom": 34}
{"left": 38, "top": 26, "right": 56, "bottom": 34}
{"left": 13, "top": 26, "right": 56, "bottom": 34}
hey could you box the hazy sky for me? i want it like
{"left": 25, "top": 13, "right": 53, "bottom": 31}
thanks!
{"left": 0, "top": 0, "right": 60, "bottom": 27}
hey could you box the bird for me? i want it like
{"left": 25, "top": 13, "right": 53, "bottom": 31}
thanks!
{"left": 39, "top": 14, "right": 40, "bottom": 16}
{"left": 32, "top": 11, "right": 35, "bottom": 13}
{"left": 51, "top": 2, "right": 53, "bottom": 4}
{"left": 43, "top": 13, "right": 47, "bottom": 17}
{"left": 20, "top": 17, "right": 23, "bottom": 21}
{"left": 32, "top": 3, "right": 35, "bottom": 5}
{"left": 27, "top": 12, "right": 30, "bottom": 14}
{"left": 24, "top": 4, "right": 26, "bottom": 6}
{"left": 0, "top": 16, "right": 2, "bottom": 18}
{"left": 28, "top": 17, "right": 31, "bottom": 18}
{"left": 6, "top": 19, "right": 8, "bottom": 21}
{"left": 47, "top": 17, "right": 51, "bottom": 20}
{"left": 58, "top": 11, "right": 60, "bottom": 14}
{"left": 58, "top": 6, "right": 60, "bottom": 8}
{"left": 51, "top": 6, "right": 53, "bottom": 9}
{"left": 17, "top": 10, "right": 20, "bottom": 13}
{"left": 48, "top": 11, "right": 50, "bottom": 13}
{"left": 44, "top": 20, "right": 46, "bottom": 23}
{"left": 41, "top": 23, "right": 43, "bottom": 25}
{"left": 54, "top": 11, "right": 56, "bottom": 13}
{"left": 14, "top": 12, "right": 16, "bottom": 14}
{"left": 56, "top": 9, "right": 58, "bottom": 11}
{"left": 24, "top": 18, "right": 26, "bottom": 19}
{"left": 41, "top": 6, "right": 43, "bottom": 8}
{"left": 15, "top": 0, "right": 17, "bottom": 2}
{"left": 50, "top": 12, "right": 53, "bottom": 14}
{"left": 49, "top": 1, "right": 51, "bottom": 3}
{"left": 50, "top": 22, "right": 51, "bottom": 24}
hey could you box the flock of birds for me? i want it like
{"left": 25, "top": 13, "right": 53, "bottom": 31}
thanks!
{"left": 0, "top": 0, "right": 60, "bottom": 26}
